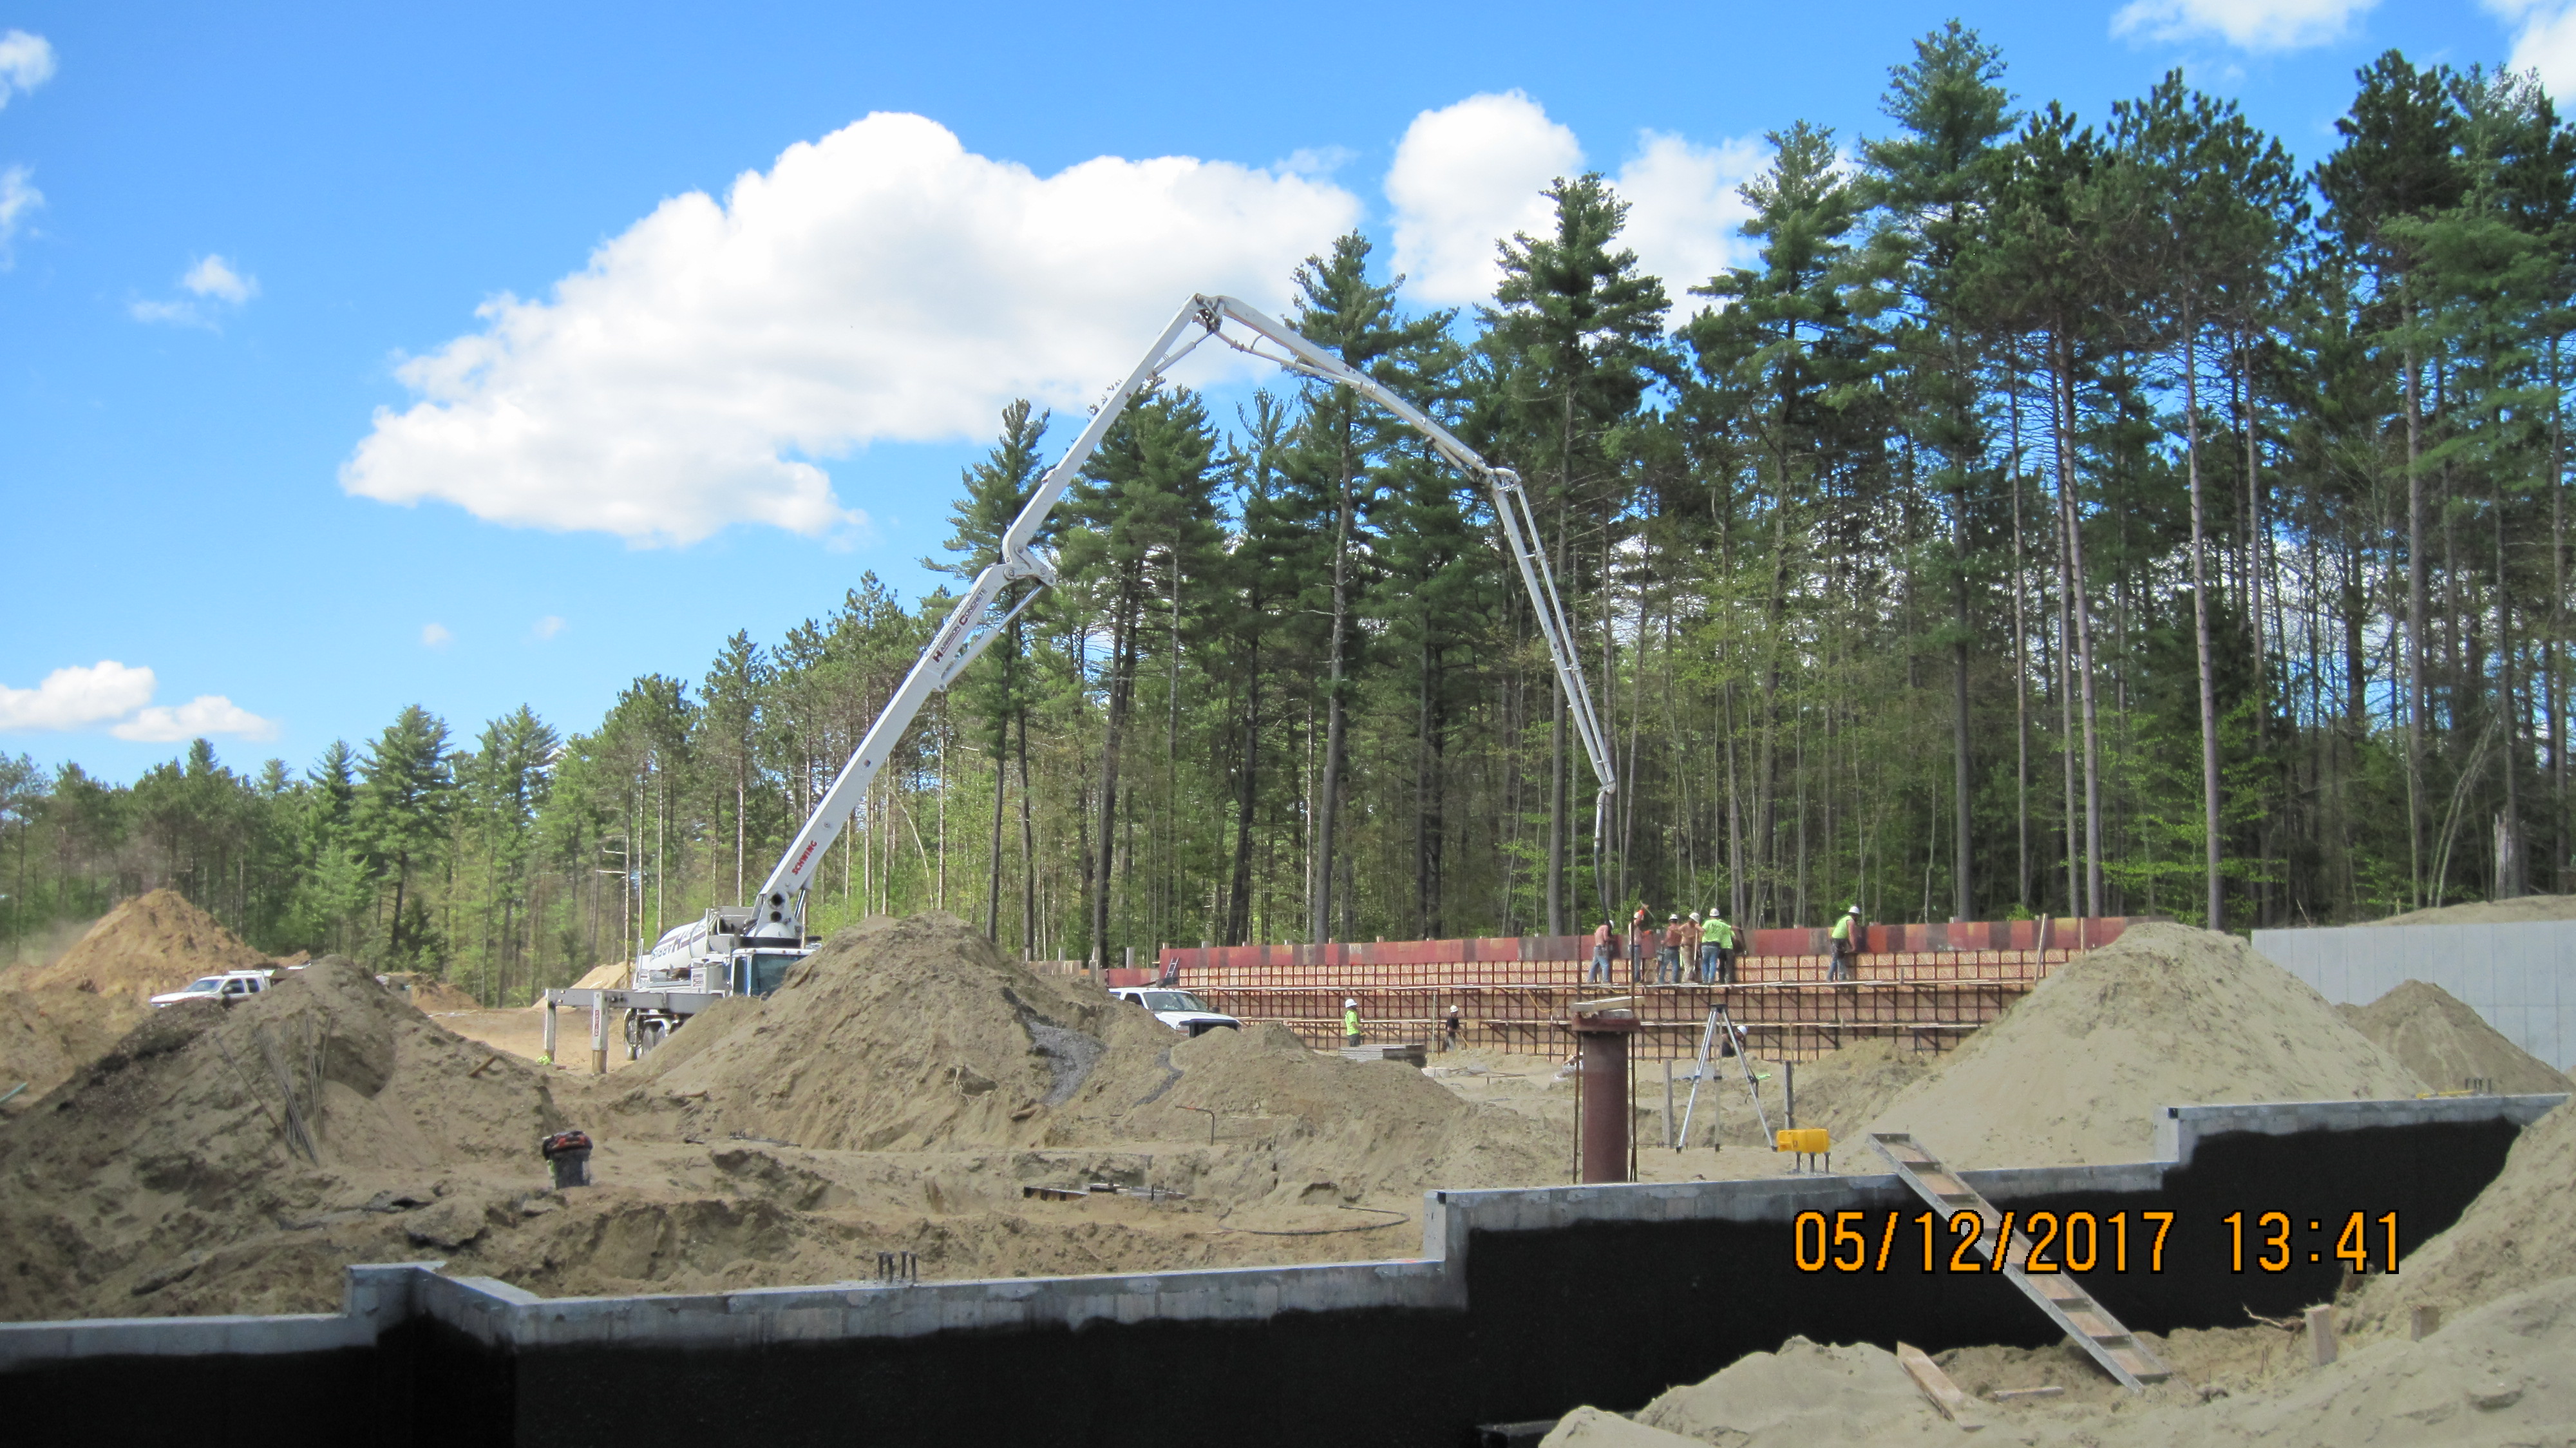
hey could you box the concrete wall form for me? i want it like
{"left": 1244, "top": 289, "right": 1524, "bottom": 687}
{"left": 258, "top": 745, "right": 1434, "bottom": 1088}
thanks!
{"left": 3, "top": 1094, "right": 2562, "bottom": 1447}
{"left": 2253, "top": 922, "right": 2576, "bottom": 1071}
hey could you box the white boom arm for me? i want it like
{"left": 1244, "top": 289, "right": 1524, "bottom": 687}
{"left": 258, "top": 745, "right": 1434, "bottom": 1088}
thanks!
{"left": 741, "top": 294, "right": 1616, "bottom": 942}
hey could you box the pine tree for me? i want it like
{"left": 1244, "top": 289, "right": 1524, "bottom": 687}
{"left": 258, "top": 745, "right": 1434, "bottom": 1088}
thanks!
{"left": 1288, "top": 232, "right": 1454, "bottom": 943}
{"left": 1853, "top": 19, "right": 2018, "bottom": 922}
{"left": 1485, "top": 175, "right": 1671, "bottom": 933}
{"left": 934, "top": 399, "right": 1052, "bottom": 942}
{"left": 358, "top": 705, "right": 455, "bottom": 964}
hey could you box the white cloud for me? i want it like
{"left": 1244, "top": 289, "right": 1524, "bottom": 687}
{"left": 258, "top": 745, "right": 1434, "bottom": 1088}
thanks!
{"left": 341, "top": 112, "right": 1362, "bottom": 547}
{"left": 421, "top": 623, "right": 453, "bottom": 649}
{"left": 0, "top": 660, "right": 275, "bottom": 741}
{"left": 130, "top": 253, "right": 259, "bottom": 327}
{"left": 1386, "top": 92, "right": 1582, "bottom": 307}
{"left": 2112, "top": 0, "right": 2377, "bottom": 50}
{"left": 0, "top": 164, "right": 37, "bottom": 263}
{"left": 111, "top": 696, "right": 279, "bottom": 743}
{"left": 531, "top": 614, "right": 565, "bottom": 640}
{"left": 182, "top": 254, "right": 258, "bottom": 304}
{"left": 0, "top": 662, "right": 157, "bottom": 732}
{"left": 0, "top": 30, "right": 54, "bottom": 109}
{"left": 1276, "top": 145, "right": 1356, "bottom": 176}
{"left": 1613, "top": 130, "right": 1765, "bottom": 309}
{"left": 2490, "top": 0, "right": 2576, "bottom": 102}
{"left": 128, "top": 298, "right": 209, "bottom": 327}
{"left": 1385, "top": 93, "right": 1761, "bottom": 312}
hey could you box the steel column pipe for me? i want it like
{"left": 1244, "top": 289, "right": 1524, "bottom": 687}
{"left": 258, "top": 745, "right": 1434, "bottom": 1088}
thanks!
{"left": 1573, "top": 1000, "right": 1643, "bottom": 1183}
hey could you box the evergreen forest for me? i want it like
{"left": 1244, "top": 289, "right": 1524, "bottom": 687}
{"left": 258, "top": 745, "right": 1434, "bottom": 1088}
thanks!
{"left": 5, "top": 29, "right": 2572, "bottom": 999}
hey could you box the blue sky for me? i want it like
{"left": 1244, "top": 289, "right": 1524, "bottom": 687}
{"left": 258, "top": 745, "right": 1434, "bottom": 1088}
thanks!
{"left": 0, "top": 0, "right": 2553, "bottom": 782}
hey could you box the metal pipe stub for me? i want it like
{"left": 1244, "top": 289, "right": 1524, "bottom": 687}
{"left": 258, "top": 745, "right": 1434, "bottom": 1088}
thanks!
{"left": 1571, "top": 1002, "right": 1643, "bottom": 1184}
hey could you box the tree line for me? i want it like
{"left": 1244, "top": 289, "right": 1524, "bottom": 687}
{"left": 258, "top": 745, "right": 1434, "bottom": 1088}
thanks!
{"left": 3, "top": 27, "right": 2569, "bottom": 995}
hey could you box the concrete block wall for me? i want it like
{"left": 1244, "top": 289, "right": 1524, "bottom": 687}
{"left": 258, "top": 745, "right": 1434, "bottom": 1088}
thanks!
{"left": 2254, "top": 922, "right": 2576, "bottom": 1071}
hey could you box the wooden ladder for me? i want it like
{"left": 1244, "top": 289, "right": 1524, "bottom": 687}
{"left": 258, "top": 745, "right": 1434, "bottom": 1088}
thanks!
{"left": 1867, "top": 1132, "right": 2172, "bottom": 1391}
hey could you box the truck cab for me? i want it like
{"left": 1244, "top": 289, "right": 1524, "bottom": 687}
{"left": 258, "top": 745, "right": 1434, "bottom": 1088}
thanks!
{"left": 1109, "top": 987, "right": 1240, "bottom": 1037}
{"left": 617, "top": 909, "right": 813, "bottom": 1056}
{"left": 149, "top": 970, "right": 273, "bottom": 1007}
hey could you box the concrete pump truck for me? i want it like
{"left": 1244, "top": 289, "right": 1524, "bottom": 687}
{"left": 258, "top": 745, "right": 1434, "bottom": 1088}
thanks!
{"left": 545, "top": 293, "right": 1616, "bottom": 1069}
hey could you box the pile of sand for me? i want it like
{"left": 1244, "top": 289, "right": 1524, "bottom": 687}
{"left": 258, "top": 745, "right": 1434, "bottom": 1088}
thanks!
{"left": 378, "top": 971, "right": 484, "bottom": 1013}
{"left": 0, "top": 958, "right": 566, "bottom": 1319}
{"left": 0, "top": 891, "right": 281, "bottom": 1105}
{"left": 2353, "top": 1100, "right": 2576, "bottom": 1328}
{"left": 1757, "top": 1039, "right": 1938, "bottom": 1146}
{"left": 2338, "top": 980, "right": 2571, "bottom": 1096}
{"left": 1, "top": 890, "right": 270, "bottom": 1003}
{"left": 2372, "top": 895, "right": 2576, "bottom": 926}
{"left": 1624, "top": 1337, "right": 1937, "bottom": 1445}
{"left": 623, "top": 912, "right": 1559, "bottom": 1208}
{"left": 1858, "top": 922, "right": 2427, "bottom": 1168}
{"left": 0, "top": 993, "right": 128, "bottom": 1101}
{"left": 569, "top": 960, "right": 629, "bottom": 991}
{"left": 1546, "top": 1273, "right": 2576, "bottom": 1445}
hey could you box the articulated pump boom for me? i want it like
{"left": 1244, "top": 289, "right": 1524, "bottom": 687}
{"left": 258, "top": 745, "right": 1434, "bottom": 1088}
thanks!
{"left": 590, "top": 294, "right": 1616, "bottom": 1056}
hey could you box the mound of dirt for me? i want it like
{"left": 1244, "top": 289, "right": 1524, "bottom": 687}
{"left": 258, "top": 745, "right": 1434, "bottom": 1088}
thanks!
{"left": 1859, "top": 922, "right": 2427, "bottom": 1168}
{"left": 0, "top": 990, "right": 131, "bottom": 1105}
{"left": 2353, "top": 1100, "right": 2575, "bottom": 1328}
{"left": 2, "top": 890, "right": 269, "bottom": 1004}
{"left": 1540, "top": 1407, "right": 1701, "bottom": 1446}
{"left": 2372, "top": 894, "right": 2576, "bottom": 926}
{"left": 1556, "top": 1275, "right": 2576, "bottom": 1447}
{"left": 0, "top": 958, "right": 566, "bottom": 1320}
{"left": 1763, "top": 1038, "right": 1938, "bottom": 1145}
{"left": 569, "top": 960, "right": 629, "bottom": 990}
{"left": 2338, "top": 980, "right": 2570, "bottom": 1096}
{"left": 379, "top": 972, "right": 484, "bottom": 1013}
{"left": 623, "top": 911, "right": 1558, "bottom": 1207}
{"left": 1626, "top": 1337, "right": 1938, "bottom": 1446}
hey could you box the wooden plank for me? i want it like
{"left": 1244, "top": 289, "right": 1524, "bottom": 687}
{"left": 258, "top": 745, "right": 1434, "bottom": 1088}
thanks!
{"left": 1896, "top": 1342, "right": 1986, "bottom": 1431}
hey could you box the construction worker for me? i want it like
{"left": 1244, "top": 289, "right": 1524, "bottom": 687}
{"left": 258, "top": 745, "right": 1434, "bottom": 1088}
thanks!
{"left": 1443, "top": 1004, "right": 1463, "bottom": 1053}
{"left": 1660, "top": 913, "right": 1686, "bottom": 984}
{"left": 1629, "top": 906, "right": 1653, "bottom": 984}
{"left": 1829, "top": 904, "right": 1861, "bottom": 982}
{"left": 1706, "top": 908, "right": 1737, "bottom": 984}
{"left": 1343, "top": 997, "right": 1361, "bottom": 1047}
{"left": 1589, "top": 919, "right": 1616, "bottom": 983}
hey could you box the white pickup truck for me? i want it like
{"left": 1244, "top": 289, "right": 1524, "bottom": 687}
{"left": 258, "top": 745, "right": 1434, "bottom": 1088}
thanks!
{"left": 149, "top": 970, "right": 274, "bottom": 1007}
{"left": 1108, "top": 987, "right": 1240, "bottom": 1038}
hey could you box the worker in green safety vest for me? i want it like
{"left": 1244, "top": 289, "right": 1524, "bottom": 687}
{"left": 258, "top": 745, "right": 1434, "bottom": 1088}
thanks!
{"left": 1343, "top": 997, "right": 1361, "bottom": 1047}
{"left": 1828, "top": 904, "right": 1860, "bottom": 981}
{"left": 1703, "top": 909, "right": 1736, "bottom": 984}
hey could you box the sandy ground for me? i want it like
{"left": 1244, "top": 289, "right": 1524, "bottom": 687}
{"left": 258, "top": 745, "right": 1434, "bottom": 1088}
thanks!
{"left": 1549, "top": 1270, "right": 2576, "bottom": 1446}
{"left": 0, "top": 913, "right": 1560, "bottom": 1319}
{"left": 8, "top": 902, "right": 2571, "bottom": 1448}
{"left": 2371, "top": 893, "right": 2576, "bottom": 926}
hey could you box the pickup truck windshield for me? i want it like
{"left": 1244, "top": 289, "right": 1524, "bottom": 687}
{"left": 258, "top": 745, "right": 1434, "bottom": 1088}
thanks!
{"left": 1138, "top": 991, "right": 1211, "bottom": 1013}
{"left": 185, "top": 978, "right": 223, "bottom": 993}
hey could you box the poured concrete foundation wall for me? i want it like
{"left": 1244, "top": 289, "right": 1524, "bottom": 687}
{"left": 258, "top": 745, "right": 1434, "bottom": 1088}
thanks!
{"left": 2255, "top": 921, "right": 2576, "bottom": 1071}
{"left": 5, "top": 1095, "right": 2560, "bottom": 1448}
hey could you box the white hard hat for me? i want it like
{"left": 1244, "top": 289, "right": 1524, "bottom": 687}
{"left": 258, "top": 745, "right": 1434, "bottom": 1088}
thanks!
{"left": 1847, "top": 904, "right": 1861, "bottom": 915}
{"left": 1344, "top": 998, "right": 1356, "bottom": 1007}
